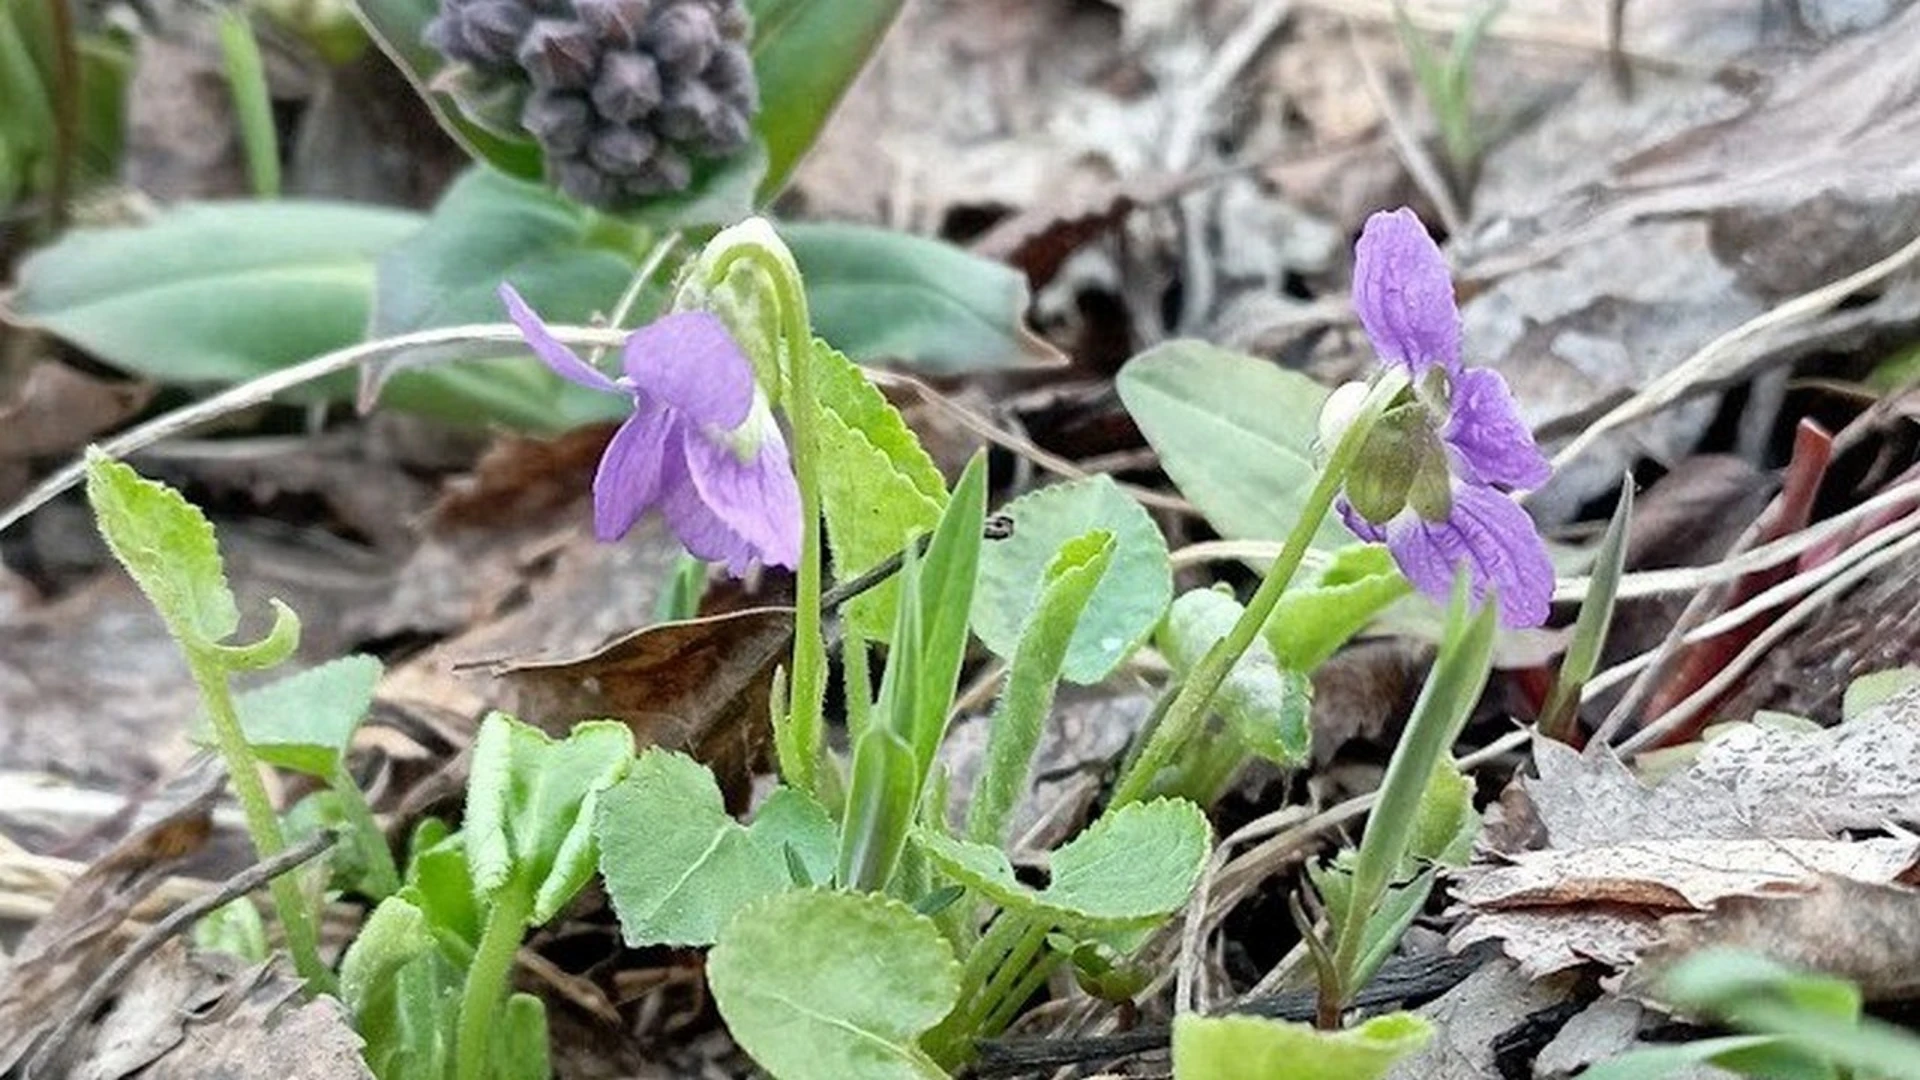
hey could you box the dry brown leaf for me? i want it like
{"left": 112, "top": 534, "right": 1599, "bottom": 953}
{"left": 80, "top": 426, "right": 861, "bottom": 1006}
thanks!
{"left": 1633, "top": 875, "right": 1920, "bottom": 1003}
{"left": 46, "top": 943, "right": 370, "bottom": 1080}
{"left": 1524, "top": 689, "right": 1920, "bottom": 849}
{"left": 493, "top": 606, "right": 794, "bottom": 807}
{"left": 1451, "top": 906, "right": 1667, "bottom": 979}
{"left": 0, "top": 760, "right": 222, "bottom": 1072}
{"left": 0, "top": 364, "right": 153, "bottom": 503}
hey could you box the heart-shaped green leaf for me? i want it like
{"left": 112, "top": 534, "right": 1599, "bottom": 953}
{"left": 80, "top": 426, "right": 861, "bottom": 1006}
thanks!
{"left": 916, "top": 799, "right": 1209, "bottom": 931}
{"left": 710, "top": 889, "right": 960, "bottom": 1080}
{"left": 465, "top": 714, "right": 633, "bottom": 923}
{"left": 1171, "top": 1012, "right": 1432, "bottom": 1080}
{"left": 1265, "top": 544, "right": 1410, "bottom": 670}
{"left": 213, "top": 654, "right": 382, "bottom": 776}
{"left": 972, "top": 475, "right": 1170, "bottom": 685}
{"left": 597, "top": 749, "right": 819, "bottom": 946}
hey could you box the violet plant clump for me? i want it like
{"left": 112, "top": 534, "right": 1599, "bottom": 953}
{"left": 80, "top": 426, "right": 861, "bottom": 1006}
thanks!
{"left": 500, "top": 282, "right": 800, "bottom": 574}
{"left": 1324, "top": 207, "right": 1555, "bottom": 628}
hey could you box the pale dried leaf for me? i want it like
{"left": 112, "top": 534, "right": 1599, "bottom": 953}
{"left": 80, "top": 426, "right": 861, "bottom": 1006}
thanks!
{"left": 1633, "top": 875, "right": 1920, "bottom": 1002}
{"left": 1455, "top": 837, "right": 1920, "bottom": 913}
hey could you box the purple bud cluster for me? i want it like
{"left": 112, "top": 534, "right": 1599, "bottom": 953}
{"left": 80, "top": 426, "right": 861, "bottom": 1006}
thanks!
{"left": 425, "top": 0, "right": 757, "bottom": 206}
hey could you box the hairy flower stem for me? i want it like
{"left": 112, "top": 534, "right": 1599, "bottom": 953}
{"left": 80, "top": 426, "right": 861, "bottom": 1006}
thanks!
{"left": 456, "top": 887, "right": 534, "bottom": 1080}
{"left": 186, "top": 655, "right": 332, "bottom": 992}
{"left": 973, "top": 922, "right": 1059, "bottom": 1037}
{"left": 709, "top": 245, "right": 826, "bottom": 798}
{"left": 1106, "top": 375, "right": 1404, "bottom": 810}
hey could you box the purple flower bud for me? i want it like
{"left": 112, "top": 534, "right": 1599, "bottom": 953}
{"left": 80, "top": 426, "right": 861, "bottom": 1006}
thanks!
{"left": 712, "top": 0, "right": 750, "bottom": 38}
{"left": 655, "top": 81, "right": 720, "bottom": 142}
{"left": 575, "top": 0, "right": 652, "bottom": 47}
{"left": 624, "top": 147, "right": 691, "bottom": 196}
{"left": 459, "top": 0, "right": 532, "bottom": 67}
{"left": 522, "top": 90, "right": 593, "bottom": 155}
{"left": 518, "top": 19, "right": 600, "bottom": 89}
{"left": 647, "top": 4, "right": 717, "bottom": 79}
{"left": 704, "top": 44, "right": 756, "bottom": 105}
{"left": 693, "top": 104, "right": 751, "bottom": 156}
{"left": 554, "top": 157, "right": 618, "bottom": 204}
{"left": 588, "top": 127, "right": 660, "bottom": 177}
{"left": 592, "top": 51, "right": 663, "bottom": 124}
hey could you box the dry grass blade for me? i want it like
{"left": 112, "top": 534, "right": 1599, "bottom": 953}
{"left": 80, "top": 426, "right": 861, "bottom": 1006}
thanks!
{"left": 0, "top": 321, "right": 628, "bottom": 537}
{"left": 1552, "top": 228, "right": 1920, "bottom": 472}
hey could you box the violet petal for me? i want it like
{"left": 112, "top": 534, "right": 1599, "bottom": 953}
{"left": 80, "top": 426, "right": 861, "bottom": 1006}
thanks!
{"left": 1445, "top": 367, "right": 1551, "bottom": 490}
{"left": 500, "top": 284, "right": 621, "bottom": 394}
{"left": 1337, "top": 496, "right": 1389, "bottom": 543}
{"left": 592, "top": 402, "right": 677, "bottom": 541}
{"left": 1383, "top": 483, "right": 1554, "bottom": 628}
{"left": 679, "top": 422, "right": 801, "bottom": 570}
{"left": 660, "top": 476, "right": 759, "bottom": 575}
{"left": 1352, "top": 208, "right": 1462, "bottom": 377}
{"left": 621, "top": 311, "right": 755, "bottom": 428}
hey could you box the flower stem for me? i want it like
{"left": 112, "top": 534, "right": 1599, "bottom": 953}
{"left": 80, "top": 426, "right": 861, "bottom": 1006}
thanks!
{"left": 186, "top": 652, "right": 332, "bottom": 993}
{"left": 711, "top": 245, "right": 826, "bottom": 797}
{"left": 968, "top": 919, "right": 1053, "bottom": 1038}
{"left": 455, "top": 886, "right": 533, "bottom": 1080}
{"left": 1105, "top": 376, "right": 1403, "bottom": 811}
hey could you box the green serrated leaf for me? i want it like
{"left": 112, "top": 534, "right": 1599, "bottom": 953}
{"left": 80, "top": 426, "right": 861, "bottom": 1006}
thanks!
{"left": 1160, "top": 588, "right": 1312, "bottom": 768}
{"left": 917, "top": 799, "right": 1209, "bottom": 931}
{"left": 466, "top": 714, "right": 633, "bottom": 924}
{"left": 1118, "top": 341, "right": 1353, "bottom": 551}
{"left": 84, "top": 450, "right": 239, "bottom": 647}
{"left": 972, "top": 475, "right": 1171, "bottom": 685}
{"left": 1171, "top": 1011, "right": 1432, "bottom": 1080}
{"left": 596, "top": 749, "right": 790, "bottom": 947}
{"left": 709, "top": 889, "right": 959, "bottom": 1080}
{"left": 1265, "top": 545, "right": 1411, "bottom": 670}
{"left": 813, "top": 338, "right": 947, "bottom": 638}
{"left": 198, "top": 654, "right": 383, "bottom": 776}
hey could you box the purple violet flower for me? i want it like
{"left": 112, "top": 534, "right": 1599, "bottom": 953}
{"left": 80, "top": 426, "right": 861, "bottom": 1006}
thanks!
{"left": 1334, "top": 208, "right": 1555, "bottom": 628}
{"left": 500, "top": 283, "right": 801, "bottom": 575}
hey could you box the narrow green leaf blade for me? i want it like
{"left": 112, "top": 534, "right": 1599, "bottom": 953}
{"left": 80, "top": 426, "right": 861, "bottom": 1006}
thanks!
{"left": 11, "top": 201, "right": 420, "bottom": 389}
{"left": 709, "top": 889, "right": 959, "bottom": 1080}
{"left": 836, "top": 728, "right": 922, "bottom": 893}
{"left": 1540, "top": 476, "right": 1632, "bottom": 738}
{"left": 966, "top": 530, "right": 1115, "bottom": 846}
{"left": 748, "top": 1, "right": 906, "bottom": 198}
{"left": 909, "top": 454, "right": 987, "bottom": 771}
